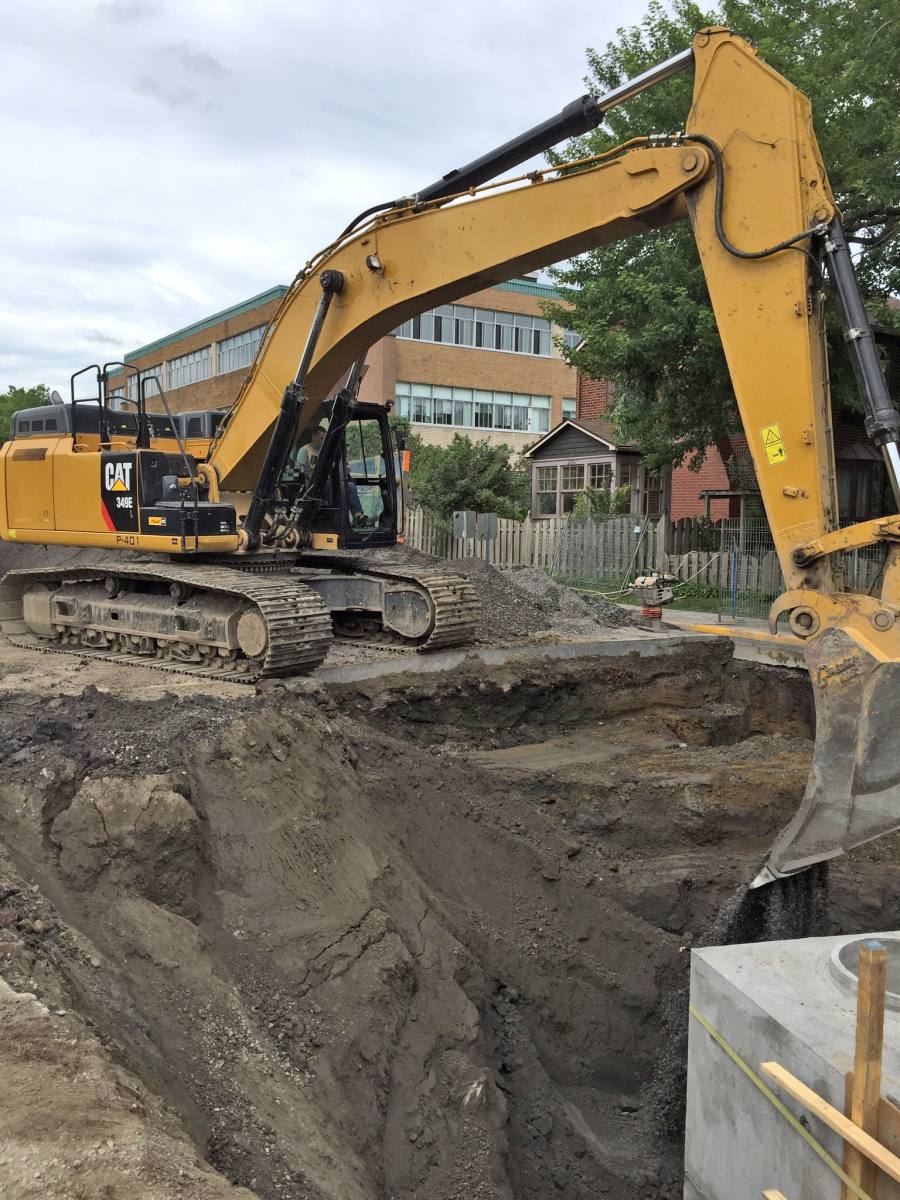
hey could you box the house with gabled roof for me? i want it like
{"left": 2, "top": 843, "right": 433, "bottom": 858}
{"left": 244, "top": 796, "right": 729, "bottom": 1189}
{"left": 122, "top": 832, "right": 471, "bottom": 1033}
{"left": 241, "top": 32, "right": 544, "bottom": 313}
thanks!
{"left": 523, "top": 417, "right": 664, "bottom": 518}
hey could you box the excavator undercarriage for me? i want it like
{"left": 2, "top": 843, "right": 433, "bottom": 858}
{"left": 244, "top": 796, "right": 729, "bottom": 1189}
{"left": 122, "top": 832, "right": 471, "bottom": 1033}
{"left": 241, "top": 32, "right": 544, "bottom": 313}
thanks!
{"left": 0, "top": 555, "right": 479, "bottom": 682}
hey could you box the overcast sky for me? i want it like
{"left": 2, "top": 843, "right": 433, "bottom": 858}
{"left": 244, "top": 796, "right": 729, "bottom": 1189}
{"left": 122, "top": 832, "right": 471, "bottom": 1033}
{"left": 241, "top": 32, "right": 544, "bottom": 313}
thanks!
{"left": 0, "top": 0, "right": 637, "bottom": 395}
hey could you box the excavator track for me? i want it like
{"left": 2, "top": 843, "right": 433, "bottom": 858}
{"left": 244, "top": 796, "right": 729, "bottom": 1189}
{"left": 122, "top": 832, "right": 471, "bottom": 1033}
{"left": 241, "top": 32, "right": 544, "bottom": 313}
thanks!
{"left": 211, "top": 552, "right": 481, "bottom": 651}
{"left": 296, "top": 554, "right": 480, "bottom": 651}
{"left": 0, "top": 558, "right": 333, "bottom": 683}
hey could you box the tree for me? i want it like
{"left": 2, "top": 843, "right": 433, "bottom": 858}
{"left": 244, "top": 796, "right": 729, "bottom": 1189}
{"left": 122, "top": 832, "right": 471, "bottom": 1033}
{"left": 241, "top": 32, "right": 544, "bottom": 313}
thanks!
{"left": 408, "top": 434, "right": 530, "bottom": 525}
{"left": 0, "top": 385, "right": 51, "bottom": 443}
{"left": 546, "top": 0, "right": 900, "bottom": 470}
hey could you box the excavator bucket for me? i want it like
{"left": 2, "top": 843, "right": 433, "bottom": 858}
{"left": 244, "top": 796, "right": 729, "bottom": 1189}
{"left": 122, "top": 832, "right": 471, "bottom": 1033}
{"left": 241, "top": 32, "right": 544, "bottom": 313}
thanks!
{"left": 753, "top": 627, "right": 900, "bottom": 886}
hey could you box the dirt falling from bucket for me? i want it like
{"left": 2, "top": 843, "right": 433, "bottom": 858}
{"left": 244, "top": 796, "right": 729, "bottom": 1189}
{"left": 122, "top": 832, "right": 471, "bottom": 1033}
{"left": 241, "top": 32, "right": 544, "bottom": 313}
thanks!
{"left": 644, "top": 861, "right": 830, "bottom": 1139}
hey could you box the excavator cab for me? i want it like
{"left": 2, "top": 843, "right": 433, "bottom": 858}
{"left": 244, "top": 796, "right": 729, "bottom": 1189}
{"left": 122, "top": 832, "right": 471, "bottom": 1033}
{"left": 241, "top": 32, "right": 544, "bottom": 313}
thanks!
{"left": 291, "top": 401, "right": 401, "bottom": 551}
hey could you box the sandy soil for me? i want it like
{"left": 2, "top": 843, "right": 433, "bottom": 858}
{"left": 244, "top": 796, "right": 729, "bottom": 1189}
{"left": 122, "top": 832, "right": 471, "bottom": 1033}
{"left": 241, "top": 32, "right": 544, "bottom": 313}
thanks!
{"left": 1, "top": 637, "right": 898, "bottom": 1199}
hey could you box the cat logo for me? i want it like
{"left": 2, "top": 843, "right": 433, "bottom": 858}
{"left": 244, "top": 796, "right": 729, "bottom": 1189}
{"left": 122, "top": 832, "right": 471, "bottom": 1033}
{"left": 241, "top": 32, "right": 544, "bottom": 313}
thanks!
{"left": 104, "top": 461, "right": 133, "bottom": 493}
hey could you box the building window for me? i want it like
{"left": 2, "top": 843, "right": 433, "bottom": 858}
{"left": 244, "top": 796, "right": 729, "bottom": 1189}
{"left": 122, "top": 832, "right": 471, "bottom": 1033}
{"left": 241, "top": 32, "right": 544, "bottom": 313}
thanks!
{"left": 563, "top": 329, "right": 581, "bottom": 350}
{"left": 536, "top": 466, "right": 558, "bottom": 515}
{"left": 394, "top": 304, "right": 553, "bottom": 356}
{"left": 560, "top": 464, "right": 584, "bottom": 513}
{"left": 589, "top": 462, "right": 612, "bottom": 490}
{"left": 127, "top": 365, "right": 166, "bottom": 403}
{"left": 396, "top": 383, "right": 550, "bottom": 434}
{"left": 218, "top": 325, "right": 265, "bottom": 375}
{"left": 562, "top": 398, "right": 576, "bottom": 420}
{"left": 167, "top": 346, "right": 212, "bottom": 391}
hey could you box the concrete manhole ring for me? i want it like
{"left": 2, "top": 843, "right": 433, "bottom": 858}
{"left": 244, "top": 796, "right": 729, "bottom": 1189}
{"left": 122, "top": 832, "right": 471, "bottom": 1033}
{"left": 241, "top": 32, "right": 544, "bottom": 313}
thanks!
{"left": 828, "top": 934, "right": 900, "bottom": 1012}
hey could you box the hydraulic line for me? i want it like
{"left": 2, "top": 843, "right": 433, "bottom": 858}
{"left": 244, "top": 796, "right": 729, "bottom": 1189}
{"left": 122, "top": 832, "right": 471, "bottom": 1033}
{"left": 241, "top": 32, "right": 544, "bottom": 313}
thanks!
{"left": 243, "top": 268, "right": 345, "bottom": 547}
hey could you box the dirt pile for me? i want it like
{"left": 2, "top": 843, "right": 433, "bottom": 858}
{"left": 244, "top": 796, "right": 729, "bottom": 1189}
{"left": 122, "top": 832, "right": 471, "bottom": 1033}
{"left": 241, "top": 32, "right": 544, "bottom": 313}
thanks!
{"left": 0, "top": 969, "right": 258, "bottom": 1200}
{"left": 369, "top": 545, "right": 640, "bottom": 641}
{"left": 507, "top": 566, "right": 643, "bottom": 630}
{"left": 0, "top": 645, "right": 897, "bottom": 1198}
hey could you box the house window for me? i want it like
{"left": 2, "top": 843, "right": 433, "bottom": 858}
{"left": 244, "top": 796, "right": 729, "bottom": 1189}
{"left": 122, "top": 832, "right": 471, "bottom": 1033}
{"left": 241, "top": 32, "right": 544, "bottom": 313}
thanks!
{"left": 218, "top": 325, "right": 266, "bottom": 375}
{"left": 560, "top": 464, "right": 584, "bottom": 513}
{"left": 563, "top": 329, "right": 581, "bottom": 350}
{"left": 167, "top": 347, "right": 211, "bottom": 391}
{"left": 618, "top": 460, "right": 637, "bottom": 488}
{"left": 589, "top": 462, "right": 612, "bottom": 490}
{"left": 562, "top": 398, "right": 576, "bottom": 420}
{"left": 394, "top": 303, "right": 552, "bottom": 356}
{"left": 396, "top": 383, "right": 550, "bottom": 434}
{"left": 536, "top": 466, "right": 558, "bottom": 515}
{"left": 643, "top": 470, "right": 663, "bottom": 518}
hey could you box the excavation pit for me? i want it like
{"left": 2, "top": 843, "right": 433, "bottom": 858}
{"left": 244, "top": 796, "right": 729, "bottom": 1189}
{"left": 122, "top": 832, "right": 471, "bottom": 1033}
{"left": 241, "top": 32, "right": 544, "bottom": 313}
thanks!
{"left": 0, "top": 640, "right": 898, "bottom": 1199}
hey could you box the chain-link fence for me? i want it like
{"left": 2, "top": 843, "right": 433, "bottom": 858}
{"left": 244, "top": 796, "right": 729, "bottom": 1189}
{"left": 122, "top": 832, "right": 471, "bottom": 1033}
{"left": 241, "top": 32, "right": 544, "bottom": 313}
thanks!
{"left": 714, "top": 518, "right": 890, "bottom": 623}
{"left": 715, "top": 519, "right": 783, "bottom": 622}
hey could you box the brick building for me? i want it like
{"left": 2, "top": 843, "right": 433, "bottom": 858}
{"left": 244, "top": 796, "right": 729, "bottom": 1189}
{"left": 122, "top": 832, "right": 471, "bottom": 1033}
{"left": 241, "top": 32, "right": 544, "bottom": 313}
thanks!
{"left": 108, "top": 285, "right": 288, "bottom": 415}
{"left": 109, "top": 276, "right": 579, "bottom": 455}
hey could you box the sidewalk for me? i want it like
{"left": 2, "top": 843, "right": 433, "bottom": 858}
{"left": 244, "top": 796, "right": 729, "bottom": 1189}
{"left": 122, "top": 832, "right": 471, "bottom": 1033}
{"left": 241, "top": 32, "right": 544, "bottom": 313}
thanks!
{"left": 642, "top": 606, "right": 807, "bottom": 670}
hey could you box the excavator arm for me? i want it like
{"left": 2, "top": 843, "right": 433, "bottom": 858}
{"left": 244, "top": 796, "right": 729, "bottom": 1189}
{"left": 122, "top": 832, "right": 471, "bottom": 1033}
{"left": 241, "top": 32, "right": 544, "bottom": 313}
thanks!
{"left": 204, "top": 27, "right": 900, "bottom": 882}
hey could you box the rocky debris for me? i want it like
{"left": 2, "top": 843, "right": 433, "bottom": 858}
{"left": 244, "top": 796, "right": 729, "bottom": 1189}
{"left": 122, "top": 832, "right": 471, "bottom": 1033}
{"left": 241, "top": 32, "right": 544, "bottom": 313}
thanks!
{"left": 438, "top": 556, "right": 551, "bottom": 641}
{"left": 0, "top": 975, "right": 260, "bottom": 1200}
{"left": 506, "top": 565, "right": 644, "bottom": 629}
{"left": 50, "top": 774, "right": 200, "bottom": 914}
{"left": 0, "top": 682, "right": 251, "bottom": 774}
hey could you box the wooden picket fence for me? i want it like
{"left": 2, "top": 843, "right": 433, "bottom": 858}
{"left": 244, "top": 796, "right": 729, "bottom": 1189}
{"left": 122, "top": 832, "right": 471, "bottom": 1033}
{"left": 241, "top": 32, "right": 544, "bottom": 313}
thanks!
{"left": 403, "top": 507, "right": 784, "bottom": 601}
{"left": 404, "top": 506, "right": 568, "bottom": 569}
{"left": 404, "top": 505, "right": 889, "bottom": 623}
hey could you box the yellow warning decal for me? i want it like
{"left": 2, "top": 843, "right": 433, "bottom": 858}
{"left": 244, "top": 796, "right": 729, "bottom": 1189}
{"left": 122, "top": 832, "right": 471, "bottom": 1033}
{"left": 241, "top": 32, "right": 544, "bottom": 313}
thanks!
{"left": 761, "top": 423, "right": 787, "bottom": 465}
{"left": 147, "top": 516, "right": 166, "bottom": 527}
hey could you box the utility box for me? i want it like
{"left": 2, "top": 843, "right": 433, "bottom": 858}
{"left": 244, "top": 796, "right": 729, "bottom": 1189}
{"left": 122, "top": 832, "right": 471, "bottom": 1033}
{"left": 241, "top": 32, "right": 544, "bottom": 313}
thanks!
{"left": 475, "top": 512, "right": 498, "bottom": 541}
{"left": 453, "top": 510, "right": 477, "bottom": 539}
{"left": 684, "top": 932, "right": 900, "bottom": 1200}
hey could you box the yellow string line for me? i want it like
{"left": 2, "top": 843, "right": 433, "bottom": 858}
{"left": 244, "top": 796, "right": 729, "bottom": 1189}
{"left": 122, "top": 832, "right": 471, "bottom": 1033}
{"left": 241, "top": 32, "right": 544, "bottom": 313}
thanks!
{"left": 689, "top": 1005, "right": 873, "bottom": 1200}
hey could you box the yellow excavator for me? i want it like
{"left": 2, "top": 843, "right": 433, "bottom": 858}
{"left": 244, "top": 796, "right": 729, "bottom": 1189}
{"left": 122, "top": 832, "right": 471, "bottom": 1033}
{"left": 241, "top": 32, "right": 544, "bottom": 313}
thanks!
{"left": 1, "top": 27, "right": 898, "bottom": 884}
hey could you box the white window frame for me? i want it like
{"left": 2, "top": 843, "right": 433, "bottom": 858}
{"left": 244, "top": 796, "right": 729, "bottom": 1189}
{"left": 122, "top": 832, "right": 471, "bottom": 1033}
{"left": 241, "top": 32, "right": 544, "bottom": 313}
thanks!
{"left": 396, "top": 382, "right": 550, "bottom": 434}
{"left": 167, "top": 346, "right": 212, "bottom": 391}
{"left": 394, "top": 303, "right": 552, "bottom": 357}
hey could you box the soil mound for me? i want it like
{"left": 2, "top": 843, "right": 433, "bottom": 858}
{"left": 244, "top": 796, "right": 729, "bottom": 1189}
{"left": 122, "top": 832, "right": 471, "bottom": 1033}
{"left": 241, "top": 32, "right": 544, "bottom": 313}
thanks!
{"left": 506, "top": 566, "right": 643, "bottom": 630}
{"left": 369, "top": 545, "right": 640, "bottom": 641}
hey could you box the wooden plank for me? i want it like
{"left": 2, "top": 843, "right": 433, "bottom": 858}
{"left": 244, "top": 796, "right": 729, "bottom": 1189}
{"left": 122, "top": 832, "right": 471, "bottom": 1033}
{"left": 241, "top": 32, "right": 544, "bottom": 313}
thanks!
{"left": 844, "top": 1079, "right": 900, "bottom": 1199}
{"left": 844, "top": 942, "right": 888, "bottom": 1199}
{"left": 763, "top": 1191, "right": 790, "bottom": 1199}
{"left": 761, "top": 1061, "right": 900, "bottom": 1184}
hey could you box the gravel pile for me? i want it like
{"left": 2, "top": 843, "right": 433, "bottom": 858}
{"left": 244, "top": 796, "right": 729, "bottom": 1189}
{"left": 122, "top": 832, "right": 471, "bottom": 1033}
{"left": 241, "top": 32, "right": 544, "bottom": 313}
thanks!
{"left": 507, "top": 566, "right": 643, "bottom": 630}
{"left": 367, "top": 546, "right": 641, "bottom": 642}
{"left": 438, "top": 557, "right": 551, "bottom": 641}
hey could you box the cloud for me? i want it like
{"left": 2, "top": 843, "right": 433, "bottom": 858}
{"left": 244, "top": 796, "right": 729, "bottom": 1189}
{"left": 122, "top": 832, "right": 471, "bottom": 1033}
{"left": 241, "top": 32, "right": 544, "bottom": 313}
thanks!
{"left": 95, "top": 0, "right": 161, "bottom": 23}
{"left": 3, "top": 0, "right": 624, "bottom": 392}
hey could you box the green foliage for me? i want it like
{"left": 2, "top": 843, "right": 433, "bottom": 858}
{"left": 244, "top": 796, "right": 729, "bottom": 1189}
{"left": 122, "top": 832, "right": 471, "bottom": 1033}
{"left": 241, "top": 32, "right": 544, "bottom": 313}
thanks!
{"left": 547, "top": 0, "right": 900, "bottom": 469}
{"left": 408, "top": 435, "right": 530, "bottom": 525}
{"left": 0, "top": 385, "right": 51, "bottom": 443}
{"left": 570, "top": 484, "right": 631, "bottom": 517}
